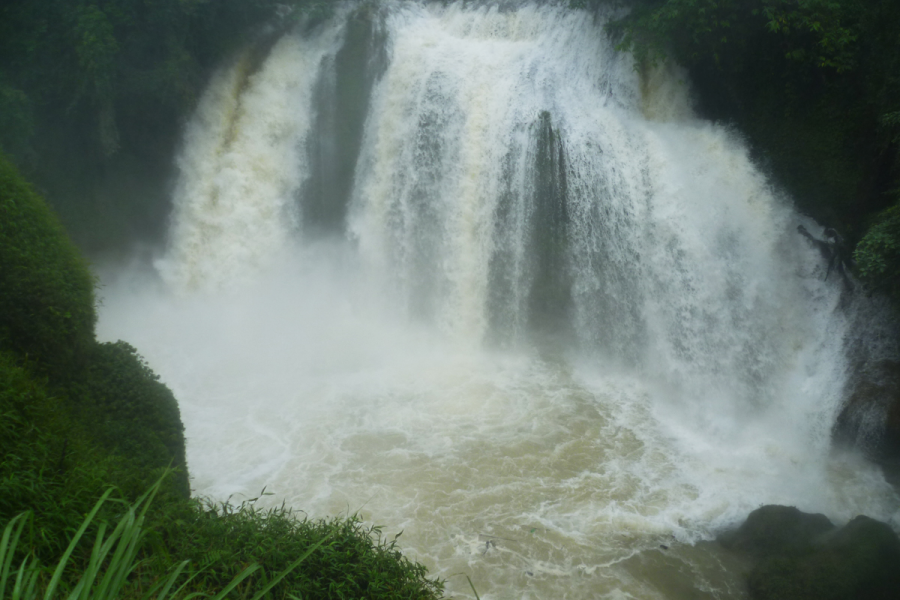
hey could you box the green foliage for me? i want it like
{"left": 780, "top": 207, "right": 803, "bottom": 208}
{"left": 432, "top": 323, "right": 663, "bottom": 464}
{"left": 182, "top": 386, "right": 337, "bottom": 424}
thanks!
{"left": 0, "top": 158, "right": 187, "bottom": 558}
{"left": 0, "top": 477, "right": 335, "bottom": 600}
{"left": 0, "top": 472, "right": 444, "bottom": 600}
{"left": 0, "top": 155, "right": 96, "bottom": 380}
{"left": 760, "top": 0, "right": 859, "bottom": 72}
{"left": 854, "top": 204, "right": 900, "bottom": 301}
{"left": 147, "top": 499, "right": 444, "bottom": 600}
{"left": 78, "top": 341, "right": 189, "bottom": 498}
{"left": 606, "top": 0, "right": 863, "bottom": 71}
{"left": 72, "top": 4, "right": 119, "bottom": 103}
{"left": 0, "top": 351, "right": 127, "bottom": 563}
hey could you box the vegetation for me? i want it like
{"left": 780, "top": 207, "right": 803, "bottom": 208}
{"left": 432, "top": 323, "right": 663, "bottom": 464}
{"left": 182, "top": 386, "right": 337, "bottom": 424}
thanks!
{"left": 0, "top": 155, "right": 444, "bottom": 599}
{"left": 854, "top": 204, "right": 900, "bottom": 302}
{"left": 0, "top": 476, "right": 442, "bottom": 600}
{"left": 0, "top": 477, "right": 335, "bottom": 600}
{"left": 600, "top": 0, "right": 900, "bottom": 300}
{"left": 0, "top": 156, "right": 95, "bottom": 380}
{"left": 0, "top": 0, "right": 331, "bottom": 252}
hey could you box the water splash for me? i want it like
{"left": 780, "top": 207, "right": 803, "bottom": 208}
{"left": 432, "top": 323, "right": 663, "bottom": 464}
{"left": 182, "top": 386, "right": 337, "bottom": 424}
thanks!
{"left": 99, "top": 2, "right": 899, "bottom": 598}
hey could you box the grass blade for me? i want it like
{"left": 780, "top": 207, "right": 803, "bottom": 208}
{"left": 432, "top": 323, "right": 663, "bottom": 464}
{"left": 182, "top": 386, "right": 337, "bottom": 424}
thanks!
{"left": 44, "top": 487, "right": 115, "bottom": 600}
{"left": 1, "top": 513, "right": 30, "bottom": 599}
{"left": 247, "top": 533, "right": 333, "bottom": 600}
{"left": 465, "top": 575, "right": 481, "bottom": 600}
{"left": 146, "top": 560, "right": 190, "bottom": 600}
{"left": 11, "top": 555, "right": 38, "bottom": 600}
{"left": 208, "top": 563, "right": 261, "bottom": 600}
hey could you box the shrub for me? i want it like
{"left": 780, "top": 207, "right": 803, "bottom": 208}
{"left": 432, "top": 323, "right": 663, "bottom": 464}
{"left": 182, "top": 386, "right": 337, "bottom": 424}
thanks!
{"left": 0, "top": 350, "right": 124, "bottom": 562}
{"left": 854, "top": 203, "right": 900, "bottom": 301}
{"left": 77, "top": 341, "right": 189, "bottom": 498}
{"left": 0, "top": 154, "right": 95, "bottom": 381}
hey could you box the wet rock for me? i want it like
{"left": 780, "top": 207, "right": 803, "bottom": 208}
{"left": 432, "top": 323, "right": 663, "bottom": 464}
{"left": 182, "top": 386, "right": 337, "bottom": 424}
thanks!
{"left": 718, "top": 505, "right": 834, "bottom": 558}
{"left": 834, "top": 359, "right": 900, "bottom": 467}
{"left": 721, "top": 507, "right": 900, "bottom": 600}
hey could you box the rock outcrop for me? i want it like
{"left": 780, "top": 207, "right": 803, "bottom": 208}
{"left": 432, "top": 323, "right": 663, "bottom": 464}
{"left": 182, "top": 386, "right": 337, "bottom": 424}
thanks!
{"left": 720, "top": 505, "right": 900, "bottom": 600}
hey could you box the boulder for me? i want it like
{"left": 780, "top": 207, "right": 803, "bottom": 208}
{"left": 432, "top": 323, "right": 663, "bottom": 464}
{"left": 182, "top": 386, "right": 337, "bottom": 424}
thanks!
{"left": 719, "top": 505, "right": 834, "bottom": 558}
{"left": 721, "top": 507, "right": 900, "bottom": 600}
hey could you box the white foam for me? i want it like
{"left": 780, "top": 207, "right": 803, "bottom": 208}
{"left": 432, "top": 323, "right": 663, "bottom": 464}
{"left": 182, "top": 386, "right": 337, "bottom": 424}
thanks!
{"left": 98, "top": 2, "right": 899, "bottom": 598}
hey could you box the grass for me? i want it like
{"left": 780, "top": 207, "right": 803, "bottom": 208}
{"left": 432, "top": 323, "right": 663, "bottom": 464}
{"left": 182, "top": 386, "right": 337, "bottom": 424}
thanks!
{"left": 0, "top": 476, "right": 332, "bottom": 600}
{"left": 0, "top": 474, "right": 443, "bottom": 600}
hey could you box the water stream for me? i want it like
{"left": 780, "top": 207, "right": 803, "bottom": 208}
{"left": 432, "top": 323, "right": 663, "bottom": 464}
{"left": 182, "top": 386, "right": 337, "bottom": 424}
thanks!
{"left": 97, "top": 2, "right": 900, "bottom": 598}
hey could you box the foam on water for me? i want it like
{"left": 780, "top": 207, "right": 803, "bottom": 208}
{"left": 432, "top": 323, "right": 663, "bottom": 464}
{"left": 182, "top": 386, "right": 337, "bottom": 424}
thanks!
{"left": 98, "top": 2, "right": 899, "bottom": 598}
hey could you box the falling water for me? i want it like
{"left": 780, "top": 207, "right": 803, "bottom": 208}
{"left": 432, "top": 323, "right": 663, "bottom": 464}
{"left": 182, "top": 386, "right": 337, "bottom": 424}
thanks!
{"left": 98, "top": 2, "right": 900, "bottom": 598}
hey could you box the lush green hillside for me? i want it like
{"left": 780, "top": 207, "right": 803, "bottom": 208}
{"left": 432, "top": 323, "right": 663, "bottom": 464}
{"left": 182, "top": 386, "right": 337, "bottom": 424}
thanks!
{"left": 0, "top": 154, "right": 444, "bottom": 599}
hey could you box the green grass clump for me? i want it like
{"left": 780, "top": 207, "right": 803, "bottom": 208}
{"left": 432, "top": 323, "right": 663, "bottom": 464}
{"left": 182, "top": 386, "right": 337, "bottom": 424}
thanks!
{"left": 0, "top": 475, "right": 444, "bottom": 600}
{"left": 145, "top": 497, "right": 444, "bottom": 600}
{"left": 0, "top": 476, "right": 334, "bottom": 600}
{"left": 0, "top": 350, "right": 126, "bottom": 563}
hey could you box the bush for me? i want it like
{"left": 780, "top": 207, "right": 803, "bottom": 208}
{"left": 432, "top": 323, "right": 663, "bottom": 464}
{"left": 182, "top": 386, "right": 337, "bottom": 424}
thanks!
{"left": 854, "top": 203, "right": 900, "bottom": 301}
{"left": 77, "top": 341, "right": 189, "bottom": 497}
{"left": 0, "top": 154, "right": 96, "bottom": 380}
{"left": 0, "top": 350, "right": 127, "bottom": 562}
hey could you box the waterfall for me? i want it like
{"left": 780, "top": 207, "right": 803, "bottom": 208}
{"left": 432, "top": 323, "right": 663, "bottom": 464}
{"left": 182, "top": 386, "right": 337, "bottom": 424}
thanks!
{"left": 98, "top": 2, "right": 899, "bottom": 598}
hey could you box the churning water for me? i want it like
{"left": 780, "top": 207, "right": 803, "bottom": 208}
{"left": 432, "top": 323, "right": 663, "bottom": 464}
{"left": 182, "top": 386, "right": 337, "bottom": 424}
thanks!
{"left": 97, "top": 2, "right": 900, "bottom": 598}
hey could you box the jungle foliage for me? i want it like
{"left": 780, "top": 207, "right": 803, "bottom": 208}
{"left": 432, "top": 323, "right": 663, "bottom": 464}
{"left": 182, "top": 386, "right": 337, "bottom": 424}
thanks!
{"left": 0, "top": 155, "right": 444, "bottom": 600}
{"left": 601, "top": 0, "right": 900, "bottom": 300}
{"left": 0, "top": 0, "right": 329, "bottom": 252}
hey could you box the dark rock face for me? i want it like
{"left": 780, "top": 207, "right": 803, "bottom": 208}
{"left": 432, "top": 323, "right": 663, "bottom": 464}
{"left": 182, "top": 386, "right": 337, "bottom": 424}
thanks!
{"left": 720, "top": 506, "right": 900, "bottom": 600}
{"left": 834, "top": 359, "right": 900, "bottom": 466}
{"left": 719, "top": 505, "right": 835, "bottom": 558}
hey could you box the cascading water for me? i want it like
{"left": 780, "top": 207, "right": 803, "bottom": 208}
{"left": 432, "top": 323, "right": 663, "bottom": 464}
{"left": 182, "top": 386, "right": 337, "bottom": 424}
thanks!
{"left": 98, "top": 2, "right": 900, "bottom": 598}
